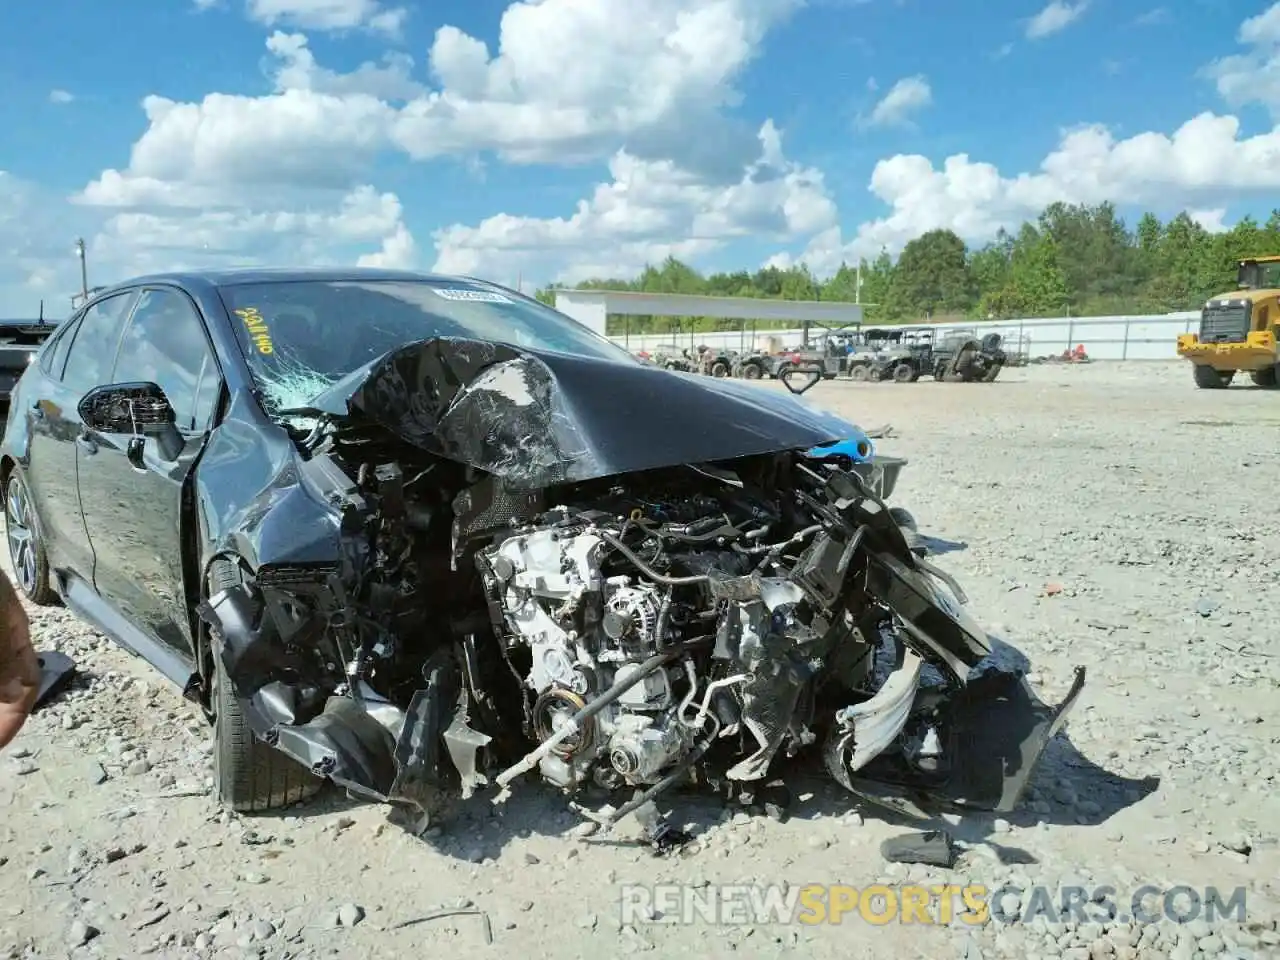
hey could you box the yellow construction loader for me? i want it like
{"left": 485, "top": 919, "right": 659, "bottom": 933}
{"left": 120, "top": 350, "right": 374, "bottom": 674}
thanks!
{"left": 1177, "top": 256, "right": 1280, "bottom": 388}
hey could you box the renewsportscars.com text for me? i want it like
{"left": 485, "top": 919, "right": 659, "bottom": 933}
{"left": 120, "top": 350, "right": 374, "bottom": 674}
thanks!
{"left": 619, "top": 883, "right": 1249, "bottom": 927}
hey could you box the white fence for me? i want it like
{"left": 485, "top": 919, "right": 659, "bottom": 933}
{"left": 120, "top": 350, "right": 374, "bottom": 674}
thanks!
{"left": 608, "top": 311, "right": 1201, "bottom": 361}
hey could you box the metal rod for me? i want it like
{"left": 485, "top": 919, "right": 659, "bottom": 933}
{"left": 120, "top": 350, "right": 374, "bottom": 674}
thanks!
{"left": 75, "top": 238, "right": 87, "bottom": 300}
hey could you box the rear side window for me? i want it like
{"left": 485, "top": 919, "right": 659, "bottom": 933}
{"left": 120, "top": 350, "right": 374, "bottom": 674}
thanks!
{"left": 61, "top": 293, "right": 136, "bottom": 395}
{"left": 39, "top": 317, "right": 81, "bottom": 380}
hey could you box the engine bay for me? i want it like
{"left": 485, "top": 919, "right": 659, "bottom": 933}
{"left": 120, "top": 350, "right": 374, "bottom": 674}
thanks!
{"left": 198, "top": 389, "right": 1084, "bottom": 835}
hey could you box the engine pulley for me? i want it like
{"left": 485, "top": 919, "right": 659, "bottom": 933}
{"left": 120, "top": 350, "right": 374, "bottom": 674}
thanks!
{"left": 532, "top": 687, "right": 596, "bottom": 758}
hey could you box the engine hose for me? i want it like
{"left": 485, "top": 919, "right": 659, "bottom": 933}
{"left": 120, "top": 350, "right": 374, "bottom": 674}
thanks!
{"left": 732, "top": 523, "right": 822, "bottom": 558}
{"left": 596, "top": 531, "right": 711, "bottom": 586}
{"left": 654, "top": 591, "right": 673, "bottom": 645}
{"left": 493, "top": 649, "right": 682, "bottom": 790}
{"left": 601, "top": 717, "right": 721, "bottom": 829}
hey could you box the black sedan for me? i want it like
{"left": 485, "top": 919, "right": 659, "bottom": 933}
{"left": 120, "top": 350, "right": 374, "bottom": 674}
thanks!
{"left": 1, "top": 267, "right": 1079, "bottom": 833}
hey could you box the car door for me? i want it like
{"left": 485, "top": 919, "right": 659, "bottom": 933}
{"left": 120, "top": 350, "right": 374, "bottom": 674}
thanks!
{"left": 76, "top": 286, "right": 223, "bottom": 661}
{"left": 25, "top": 291, "right": 138, "bottom": 580}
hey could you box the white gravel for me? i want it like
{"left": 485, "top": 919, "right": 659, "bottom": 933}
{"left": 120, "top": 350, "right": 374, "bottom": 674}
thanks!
{"left": 2, "top": 360, "right": 1279, "bottom": 960}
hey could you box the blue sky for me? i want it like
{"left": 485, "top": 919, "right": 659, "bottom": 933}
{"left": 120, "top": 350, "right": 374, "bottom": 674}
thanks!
{"left": 1, "top": 0, "right": 1278, "bottom": 315}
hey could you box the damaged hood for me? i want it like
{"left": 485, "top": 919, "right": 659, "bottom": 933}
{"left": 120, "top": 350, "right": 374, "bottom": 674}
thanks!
{"left": 306, "top": 337, "right": 868, "bottom": 490}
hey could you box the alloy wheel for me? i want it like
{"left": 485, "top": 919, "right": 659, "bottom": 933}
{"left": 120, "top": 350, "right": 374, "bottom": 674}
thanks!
{"left": 5, "top": 476, "right": 38, "bottom": 596}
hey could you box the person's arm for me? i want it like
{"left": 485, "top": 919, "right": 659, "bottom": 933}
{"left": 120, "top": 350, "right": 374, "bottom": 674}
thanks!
{"left": 0, "top": 568, "right": 38, "bottom": 750}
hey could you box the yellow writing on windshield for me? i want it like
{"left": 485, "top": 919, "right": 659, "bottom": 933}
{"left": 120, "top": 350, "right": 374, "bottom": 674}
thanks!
{"left": 234, "top": 307, "right": 274, "bottom": 355}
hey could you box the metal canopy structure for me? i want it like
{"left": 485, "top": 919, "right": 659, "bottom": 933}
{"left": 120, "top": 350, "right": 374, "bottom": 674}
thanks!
{"left": 553, "top": 289, "right": 864, "bottom": 344}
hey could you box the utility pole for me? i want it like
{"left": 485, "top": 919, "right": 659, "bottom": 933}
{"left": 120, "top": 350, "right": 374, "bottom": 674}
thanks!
{"left": 75, "top": 238, "right": 88, "bottom": 302}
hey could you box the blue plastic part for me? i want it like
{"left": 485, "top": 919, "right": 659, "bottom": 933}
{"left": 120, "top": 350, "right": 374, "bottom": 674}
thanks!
{"left": 804, "top": 428, "right": 875, "bottom": 463}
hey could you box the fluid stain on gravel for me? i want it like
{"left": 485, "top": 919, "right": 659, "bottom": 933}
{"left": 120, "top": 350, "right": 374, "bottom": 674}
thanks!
{"left": 2, "top": 361, "right": 1279, "bottom": 960}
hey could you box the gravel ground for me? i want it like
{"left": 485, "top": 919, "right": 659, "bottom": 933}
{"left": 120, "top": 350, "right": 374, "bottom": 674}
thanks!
{"left": 2, "top": 360, "right": 1279, "bottom": 960}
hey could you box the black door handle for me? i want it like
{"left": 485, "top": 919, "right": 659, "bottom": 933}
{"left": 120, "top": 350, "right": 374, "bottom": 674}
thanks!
{"left": 76, "top": 432, "right": 98, "bottom": 455}
{"left": 126, "top": 436, "right": 146, "bottom": 470}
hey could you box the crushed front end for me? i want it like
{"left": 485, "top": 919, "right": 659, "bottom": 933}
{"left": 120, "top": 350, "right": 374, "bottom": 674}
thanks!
{"left": 195, "top": 337, "right": 1084, "bottom": 830}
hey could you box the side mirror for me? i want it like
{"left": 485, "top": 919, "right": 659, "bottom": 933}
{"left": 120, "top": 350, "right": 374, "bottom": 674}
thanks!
{"left": 78, "top": 382, "right": 184, "bottom": 461}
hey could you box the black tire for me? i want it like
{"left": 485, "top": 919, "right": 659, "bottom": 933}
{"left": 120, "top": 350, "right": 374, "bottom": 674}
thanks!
{"left": 1249, "top": 366, "right": 1278, "bottom": 387}
{"left": 892, "top": 363, "right": 915, "bottom": 383}
{"left": 4, "top": 465, "right": 57, "bottom": 605}
{"left": 1193, "top": 365, "right": 1230, "bottom": 389}
{"left": 711, "top": 360, "right": 730, "bottom": 378}
{"left": 774, "top": 362, "right": 793, "bottom": 380}
{"left": 849, "top": 364, "right": 870, "bottom": 382}
{"left": 207, "top": 559, "right": 323, "bottom": 814}
{"left": 741, "top": 362, "right": 763, "bottom": 380}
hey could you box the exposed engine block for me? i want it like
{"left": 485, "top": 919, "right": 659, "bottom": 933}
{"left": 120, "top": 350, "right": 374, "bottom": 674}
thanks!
{"left": 481, "top": 527, "right": 695, "bottom": 790}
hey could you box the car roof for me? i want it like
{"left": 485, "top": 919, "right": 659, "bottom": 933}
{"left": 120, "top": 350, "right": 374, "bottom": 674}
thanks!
{"left": 92, "top": 267, "right": 502, "bottom": 298}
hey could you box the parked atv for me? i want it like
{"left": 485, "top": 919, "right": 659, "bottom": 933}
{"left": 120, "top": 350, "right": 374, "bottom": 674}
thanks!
{"left": 652, "top": 343, "right": 696, "bottom": 373}
{"left": 734, "top": 351, "right": 777, "bottom": 380}
{"left": 696, "top": 346, "right": 738, "bottom": 377}
{"left": 932, "top": 331, "right": 1006, "bottom": 382}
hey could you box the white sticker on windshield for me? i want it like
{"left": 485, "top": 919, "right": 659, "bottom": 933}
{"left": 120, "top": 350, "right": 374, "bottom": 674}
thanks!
{"left": 431, "top": 287, "right": 514, "bottom": 303}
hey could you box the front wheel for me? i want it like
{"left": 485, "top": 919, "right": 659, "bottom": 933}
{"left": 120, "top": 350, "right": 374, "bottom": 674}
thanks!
{"left": 1193, "top": 365, "right": 1232, "bottom": 389}
{"left": 849, "top": 364, "right": 870, "bottom": 382}
{"left": 741, "top": 362, "right": 763, "bottom": 380}
{"left": 892, "top": 363, "right": 916, "bottom": 383}
{"left": 207, "top": 559, "right": 323, "bottom": 813}
{"left": 711, "top": 361, "right": 730, "bottom": 378}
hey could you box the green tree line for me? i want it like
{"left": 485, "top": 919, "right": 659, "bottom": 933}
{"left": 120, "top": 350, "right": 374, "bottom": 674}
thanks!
{"left": 533, "top": 203, "right": 1280, "bottom": 336}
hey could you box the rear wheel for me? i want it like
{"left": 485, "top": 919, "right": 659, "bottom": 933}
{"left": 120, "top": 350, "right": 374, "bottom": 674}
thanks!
{"left": 4, "top": 466, "right": 56, "bottom": 605}
{"left": 892, "top": 363, "right": 916, "bottom": 383}
{"left": 741, "top": 362, "right": 763, "bottom": 380}
{"left": 711, "top": 360, "right": 730, "bottom": 378}
{"left": 955, "top": 347, "right": 981, "bottom": 381}
{"left": 1249, "top": 366, "right": 1277, "bottom": 387}
{"left": 1193, "top": 365, "right": 1232, "bottom": 389}
{"left": 207, "top": 559, "right": 323, "bottom": 813}
{"left": 848, "top": 364, "right": 870, "bottom": 382}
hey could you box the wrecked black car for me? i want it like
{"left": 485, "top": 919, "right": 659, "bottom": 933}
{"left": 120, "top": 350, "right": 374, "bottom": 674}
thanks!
{"left": 0, "top": 268, "right": 1082, "bottom": 831}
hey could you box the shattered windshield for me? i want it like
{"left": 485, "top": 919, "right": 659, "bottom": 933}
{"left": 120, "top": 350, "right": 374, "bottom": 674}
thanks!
{"left": 216, "top": 279, "right": 635, "bottom": 413}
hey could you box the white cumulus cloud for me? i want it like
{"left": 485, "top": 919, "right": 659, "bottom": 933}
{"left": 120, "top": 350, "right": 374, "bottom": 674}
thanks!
{"left": 432, "top": 121, "right": 836, "bottom": 284}
{"left": 1025, "top": 1, "right": 1089, "bottom": 39}
{"left": 45, "top": 0, "right": 805, "bottom": 308}
{"left": 244, "top": 0, "right": 407, "bottom": 35}
{"left": 1203, "top": 1, "right": 1280, "bottom": 120}
{"left": 265, "top": 31, "right": 426, "bottom": 101}
{"left": 864, "top": 75, "right": 932, "bottom": 128}
{"left": 392, "top": 0, "right": 802, "bottom": 174}
{"left": 775, "top": 113, "right": 1280, "bottom": 274}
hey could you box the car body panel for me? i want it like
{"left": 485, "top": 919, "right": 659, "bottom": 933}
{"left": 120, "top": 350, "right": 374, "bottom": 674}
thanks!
{"left": 305, "top": 337, "right": 875, "bottom": 492}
